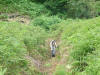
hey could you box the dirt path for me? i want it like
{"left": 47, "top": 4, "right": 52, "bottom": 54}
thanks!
{"left": 25, "top": 36, "right": 69, "bottom": 75}
{"left": 24, "top": 28, "right": 69, "bottom": 75}
{"left": 0, "top": 13, "right": 30, "bottom": 25}
{"left": 25, "top": 47, "right": 69, "bottom": 75}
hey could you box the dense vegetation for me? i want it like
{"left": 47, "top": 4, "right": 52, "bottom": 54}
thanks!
{"left": 0, "top": 0, "right": 100, "bottom": 75}
{"left": 0, "top": 0, "right": 100, "bottom": 18}
{"left": 61, "top": 17, "right": 100, "bottom": 75}
{"left": 0, "top": 22, "right": 49, "bottom": 75}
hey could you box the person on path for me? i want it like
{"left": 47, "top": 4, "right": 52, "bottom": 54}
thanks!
{"left": 50, "top": 40, "right": 57, "bottom": 57}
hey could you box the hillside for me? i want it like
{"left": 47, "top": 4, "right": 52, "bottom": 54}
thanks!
{"left": 60, "top": 17, "right": 100, "bottom": 75}
{"left": 0, "top": 0, "right": 100, "bottom": 75}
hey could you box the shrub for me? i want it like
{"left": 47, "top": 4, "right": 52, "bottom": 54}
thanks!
{"left": 44, "top": 0, "right": 67, "bottom": 15}
{"left": 0, "top": 0, "right": 50, "bottom": 17}
{"left": 31, "top": 15, "right": 61, "bottom": 30}
{"left": 67, "top": 0, "right": 97, "bottom": 18}
{"left": 17, "top": 2, "right": 50, "bottom": 18}
{"left": 44, "top": 0, "right": 97, "bottom": 18}
{"left": 96, "top": 1, "right": 100, "bottom": 15}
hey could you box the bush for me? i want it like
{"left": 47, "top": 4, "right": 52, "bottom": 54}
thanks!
{"left": 17, "top": 2, "right": 50, "bottom": 18}
{"left": 44, "top": 0, "right": 97, "bottom": 18}
{"left": 67, "top": 0, "right": 97, "bottom": 18}
{"left": 0, "top": 0, "right": 50, "bottom": 17}
{"left": 31, "top": 15, "right": 61, "bottom": 30}
{"left": 44, "top": 0, "right": 67, "bottom": 15}
{"left": 96, "top": 1, "right": 100, "bottom": 15}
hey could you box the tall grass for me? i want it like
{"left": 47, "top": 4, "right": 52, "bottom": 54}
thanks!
{"left": 53, "top": 65, "right": 66, "bottom": 75}
{"left": 60, "top": 17, "right": 100, "bottom": 75}
{"left": 0, "top": 67, "right": 7, "bottom": 75}
{"left": 0, "top": 21, "right": 49, "bottom": 75}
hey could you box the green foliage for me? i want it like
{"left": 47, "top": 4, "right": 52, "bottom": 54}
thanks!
{"left": 0, "top": 0, "right": 100, "bottom": 75}
{"left": 17, "top": 2, "right": 50, "bottom": 18}
{"left": 0, "top": 22, "right": 27, "bottom": 75}
{"left": 61, "top": 17, "right": 100, "bottom": 75}
{"left": 0, "top": 0, "right": 27, "bottom": 12}
{"left": 53, "top": 65, "right": 66, "bottom": 75}
{"left": 31, "top": 16, "right": 61, "bottom": 30}
{"left": 0, "top": 67, "right": 7, "bottom": 75}
{"left": 0, "top": 0, "right": 50, "bottom": 17}
{"left": 0, "top": 14, "right": 8, "bottom": 19}
{"left": 67, "top": 0, "right": 97, "bottom": 18}
{"left": 0, "top": 21, "right": 48, "bottom": 75}
{"left": 44, "top": 0, "right": 98, "bottom": 18}
{"left": 23, "top": 26, "right": 49, "bottom": 60}
{"left": 0, "top": 0, "right": 98, "bottom": 18}
{"left": 0, "top": 0, "right": 28, "bottom": 5}
{"left": 44, "top": 0, "right": 67, "bottom": 14}
{"left": 96, "top": 1, "right": 100, "bottom": 15}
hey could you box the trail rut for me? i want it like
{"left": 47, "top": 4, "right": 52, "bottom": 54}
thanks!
{"left": 25, "top": 37, "right": 69, "bottom": 75}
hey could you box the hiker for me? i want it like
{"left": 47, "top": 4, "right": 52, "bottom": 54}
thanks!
{"left": 50, "top": 40, "right": 57, "bottom": 57}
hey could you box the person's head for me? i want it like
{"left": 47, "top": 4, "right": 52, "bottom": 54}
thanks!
{"left": 51, "top": 40, "right": 55, "bottom": 45}
{"left": 51, "top": 40, "right": 55, "bottom": 43}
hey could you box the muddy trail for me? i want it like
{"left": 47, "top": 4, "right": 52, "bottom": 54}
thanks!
{"left": 0, "top": 13, "right": 70, "bottom": 75}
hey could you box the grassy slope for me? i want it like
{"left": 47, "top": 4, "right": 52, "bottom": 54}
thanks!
{"left": 0, "top": 13, "right": 100, "bottom": 75}
{"left": 0, "top": 1, "right": 100, "bottom": 75}
{"left": 0, "top": 21, "right": 49, "bottom": 75}
{"left": 56, "top": 17, "right": 100, "bottom": 75}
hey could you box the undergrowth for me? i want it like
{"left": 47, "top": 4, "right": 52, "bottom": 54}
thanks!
{"left": 0, "top": 0, "right": 100, "bottom": 75}
{"left": 59, "top": 17, "right": 100, "bottom": 75}
{"left": 0, "top": 21, "right": 49, "bottom": 75}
